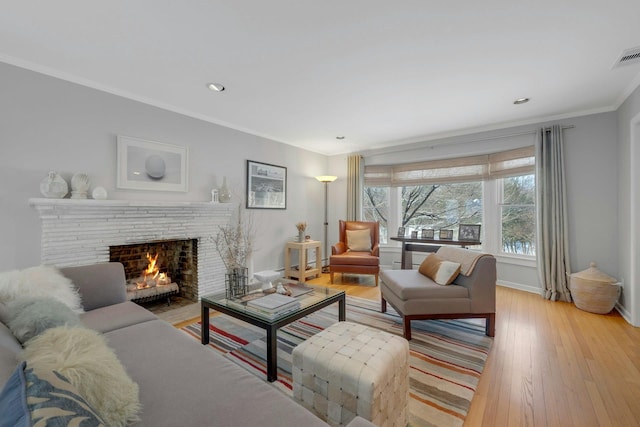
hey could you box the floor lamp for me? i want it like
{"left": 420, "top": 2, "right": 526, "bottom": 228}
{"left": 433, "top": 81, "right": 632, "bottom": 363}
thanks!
{"left": 315, "top": 175, "right": 337, "bottom": 273}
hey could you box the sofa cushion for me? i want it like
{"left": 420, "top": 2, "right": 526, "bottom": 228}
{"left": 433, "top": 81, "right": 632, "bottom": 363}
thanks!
{"left": 0, "top": 302, "right": 7, "bottom": 324}
{"left": 6, "top": 297, "right": 82, "bottom": 344}
{"left": 0, "top": 361, "right": 107, "bottom": 427}
{"left": 20, "top": 326, "right": 140, "bottom": 427}
{"left": 80, "top": 301, "right": 157, "bottom": 333}
{"left": 0, "top": 265, "right": 83, "bottom": 313}
{"left": 418, "top": 254, "right": 461, "bottom": 285}
{"left": 104, "top": 319, "right": 329, "bottom": 427}
{"left": 346, "top": 229, "right": 372, "bottom": 252}
{"left": 380, "top": 269, "right": 469, "bottom": 300}
{"left": 60, "top": 263, "right": 127, "bottom": 311}
{"left": 330, "top": 252, "right": 379, "bottom": 266}
{"left": 0, "top": 322, "right": 22, "bottom": 387}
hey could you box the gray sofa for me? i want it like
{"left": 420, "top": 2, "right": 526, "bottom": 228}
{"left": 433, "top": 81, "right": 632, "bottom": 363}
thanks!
{"left": 380, "top": 246, "right": 496, "bottom": 340}
{"left": 0, "top": 262, "right": 373, "bottom": 426}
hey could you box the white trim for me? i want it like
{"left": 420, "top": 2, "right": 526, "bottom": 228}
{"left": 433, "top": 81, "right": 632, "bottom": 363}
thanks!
{"left": 615, "top": 301, "right": 633, "bottom": 325}
{"left": 496, "top": 254, "right": 537, "bottom": 268}
{"left": 497, "top": 281, "right": 541, "bottom": 295}
{"left": 630, "top": 111, "right": 640, "bottom": 326}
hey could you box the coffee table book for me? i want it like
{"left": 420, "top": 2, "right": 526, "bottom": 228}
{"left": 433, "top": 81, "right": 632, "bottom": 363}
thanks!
{"left": 248, "top": 293, "right": 300, "bottom": 312}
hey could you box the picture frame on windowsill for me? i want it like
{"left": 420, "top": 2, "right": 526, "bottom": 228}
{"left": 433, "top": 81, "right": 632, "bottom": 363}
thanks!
{"left": 458, "top": 224, "right": 481, "bottom": 242}
{"left": 439, "top": 229, "right": 453, "bottom": 240}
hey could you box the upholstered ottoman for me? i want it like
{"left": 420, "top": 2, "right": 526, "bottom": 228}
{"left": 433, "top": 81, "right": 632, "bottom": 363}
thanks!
{"left": 292, "top": 321, "right": 409, "bottom": 427}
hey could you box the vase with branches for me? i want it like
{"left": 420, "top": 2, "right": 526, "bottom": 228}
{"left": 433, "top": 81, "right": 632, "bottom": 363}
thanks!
{"left": 214, "top": 205, "right": 255, "bottom": 298}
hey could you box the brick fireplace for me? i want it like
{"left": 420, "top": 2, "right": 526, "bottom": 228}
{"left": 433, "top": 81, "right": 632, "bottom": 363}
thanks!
{"left": 110, "top": 238, "right": 198, "bottom": 301}
{"left": 29, "top": 199, "right": 234, "bottom": 298}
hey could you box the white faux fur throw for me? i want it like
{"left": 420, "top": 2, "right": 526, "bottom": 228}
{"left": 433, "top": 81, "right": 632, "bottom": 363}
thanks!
{"left": 0, "top": 265, "right": 83, "bottom": 312}
{"left": 21, "top": 326, "right": 141, "bottom": 427}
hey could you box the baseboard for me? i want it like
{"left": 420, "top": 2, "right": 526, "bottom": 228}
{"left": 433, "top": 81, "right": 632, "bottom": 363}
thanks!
{"left": 497, "top": 280, "right": 541, "bottom": 295}
{"left": 615, "top": 302, "right": 634, "bottom": 325}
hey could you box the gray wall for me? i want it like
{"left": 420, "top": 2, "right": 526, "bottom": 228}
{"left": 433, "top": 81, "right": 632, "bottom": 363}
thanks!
{"left": 331, "top": 112, "right": 620, "bottom": 297}
{"left": 0, "top": 62, "right": 329, "bottom": 273}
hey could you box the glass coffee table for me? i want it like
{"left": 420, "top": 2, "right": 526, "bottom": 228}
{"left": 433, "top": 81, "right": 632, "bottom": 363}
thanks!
{"left": 200, "top": 281, "right": 345, "bottom": 382}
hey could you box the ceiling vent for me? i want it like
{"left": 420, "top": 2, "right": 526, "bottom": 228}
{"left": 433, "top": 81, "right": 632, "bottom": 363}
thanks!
{"left": 613, "top": 46, "right": 640, "bottom": 68}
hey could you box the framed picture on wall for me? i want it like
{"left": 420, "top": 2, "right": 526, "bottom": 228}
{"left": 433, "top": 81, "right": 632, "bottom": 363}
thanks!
{"left": 246, "top": 160, "right": 287, "bottom": 209}
{"left": 116, "top": 135, "right": 188, "bottom": 192}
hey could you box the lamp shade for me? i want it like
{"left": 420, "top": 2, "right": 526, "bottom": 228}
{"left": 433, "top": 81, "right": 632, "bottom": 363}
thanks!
{"left": 315, "top": 175, "right": 337, "bottom": 183}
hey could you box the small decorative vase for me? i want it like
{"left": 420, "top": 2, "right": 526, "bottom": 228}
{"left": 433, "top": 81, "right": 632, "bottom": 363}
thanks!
{"left": 71, "top": 173, "right": 90, "bottom": 199}
{"left": 298, "top": 231, "right": 305, "bottom": 243}
{"left": 211, "top": 189, "right": 219, "bottom": 203}
{"left": 40, "top": 171, "right": 68, "bottom": 198}
{"left": 92, "top": 186, "right": 108, "bottom": 200}
{"left": 219, "top": 177, "right": 231, "bottom": 203}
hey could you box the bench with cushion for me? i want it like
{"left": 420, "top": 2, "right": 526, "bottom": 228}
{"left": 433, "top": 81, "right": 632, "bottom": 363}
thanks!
{"left": 380, "top": 246, "right": 496, "bottom": 340}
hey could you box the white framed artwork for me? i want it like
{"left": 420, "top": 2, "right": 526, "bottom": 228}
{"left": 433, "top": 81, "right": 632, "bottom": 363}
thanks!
{"left": 117, "top": 135, "right": 188, "bottom": 192}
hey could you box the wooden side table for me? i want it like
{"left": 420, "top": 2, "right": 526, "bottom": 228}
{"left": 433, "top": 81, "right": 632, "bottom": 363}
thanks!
{"left": 285, "top": 240, "right": 321, "bottom": 283}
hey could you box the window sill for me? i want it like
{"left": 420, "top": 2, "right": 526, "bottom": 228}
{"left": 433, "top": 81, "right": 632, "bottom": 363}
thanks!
{"left": 496, "top": 253, "right": 536, "bottom": 267}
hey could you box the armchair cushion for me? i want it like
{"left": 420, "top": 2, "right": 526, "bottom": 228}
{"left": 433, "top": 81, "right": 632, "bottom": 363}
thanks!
{"left": 346, "top": 229, "right": 372, "bottom": 252}
{"left": 418, "top": 254, "right": 461, "bottom": 285}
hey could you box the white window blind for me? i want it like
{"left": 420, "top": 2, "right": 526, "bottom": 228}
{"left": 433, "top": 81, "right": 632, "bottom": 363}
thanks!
{"left": 364, "top": 146, "right": 534, "bottom": 186}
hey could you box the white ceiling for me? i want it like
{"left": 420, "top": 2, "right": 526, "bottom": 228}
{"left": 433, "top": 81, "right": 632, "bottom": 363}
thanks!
{"left": 2, "top": 1, "right": 640, "bottom": 156}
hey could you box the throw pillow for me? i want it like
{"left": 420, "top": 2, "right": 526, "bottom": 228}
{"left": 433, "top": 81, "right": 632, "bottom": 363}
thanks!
{"left": 418, "top": 253, "right": 461, "bottom": 285}
{"left": 346, "top": 229, "right": 372, "bottom": 252}
{"left": 0, "top": 361, "right": 106, "bottom": 427}
{"left": 0, "top": 265, "right": 83, "bottom": 313}
{"left": 6, "top": 297, "right": 83, "bottom": 344}
{"left": 20, "top": 326, "right": 141, "bottom": 427}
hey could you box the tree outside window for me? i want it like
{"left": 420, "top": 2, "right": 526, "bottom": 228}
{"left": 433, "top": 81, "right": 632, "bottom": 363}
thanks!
{"left": 500, "top": 174, "right": 536, "bottom": 255}
{"left": 364, "top": 182, "right": 483, "bottom": 243}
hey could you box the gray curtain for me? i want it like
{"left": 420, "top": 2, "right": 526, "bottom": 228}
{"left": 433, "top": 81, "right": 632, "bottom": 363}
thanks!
{"left": 536, "top": 125, "right": 572, "bottom": 301}
{"left": 346, "top": 155, "right": 363, "bottom": 220}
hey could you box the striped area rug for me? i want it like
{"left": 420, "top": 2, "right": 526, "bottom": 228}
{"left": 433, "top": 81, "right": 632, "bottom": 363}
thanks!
{"left": 180, "top": 296, "right": 492, "bottom": 427}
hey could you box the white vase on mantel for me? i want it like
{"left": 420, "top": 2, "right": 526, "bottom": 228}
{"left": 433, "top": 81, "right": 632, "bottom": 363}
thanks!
{"left": 219, "top": 177, "right": 231, "bottom": 203}
{"left": 40, "top": 171, "right": 68, "bottom": 199}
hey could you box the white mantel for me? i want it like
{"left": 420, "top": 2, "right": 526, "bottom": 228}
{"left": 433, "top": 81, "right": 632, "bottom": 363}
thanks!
{"left": 29, "top": 198, "right": 235, "bottom": 297}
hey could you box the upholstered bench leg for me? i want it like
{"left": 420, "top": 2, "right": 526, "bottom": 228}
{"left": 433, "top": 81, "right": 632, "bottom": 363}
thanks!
{"left": 403, "top": 317, "right": 412, "bottom": 340}
{"left": 381, "top": 297, "right": 387, "bottom": 313}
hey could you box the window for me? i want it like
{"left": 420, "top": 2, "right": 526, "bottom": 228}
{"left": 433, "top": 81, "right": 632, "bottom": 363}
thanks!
{"left": 500, "top": 174, "right": 535, "bottom": 256}
{"left": 363, "top": 146, "right": 536, "bottom": 258}
{"left": 363, "top": 187, "right": 390, "bottom": 244}
{"left": 364, "top": 182, "right": 482, "bottom": 244}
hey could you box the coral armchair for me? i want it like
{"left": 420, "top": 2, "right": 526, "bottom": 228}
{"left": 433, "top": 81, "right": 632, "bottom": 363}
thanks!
{"left": 330, "top": 220, "right": 380, "bottom": 285}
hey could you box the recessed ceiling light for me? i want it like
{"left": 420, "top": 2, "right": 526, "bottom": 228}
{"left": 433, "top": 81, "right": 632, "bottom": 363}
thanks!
{"left": 207, "top": 83, "right": 225, "bottom": 92}
{"left": 336, "top": 136, "right": 345, "bottom": 140}
{"left": 513, "top": 97, "right": 530, "bottom": 105}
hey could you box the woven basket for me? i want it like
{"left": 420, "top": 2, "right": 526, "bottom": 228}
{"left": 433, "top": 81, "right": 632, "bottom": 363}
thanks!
{"left": 569, "top": 262, "right": 621, "bottom": 314}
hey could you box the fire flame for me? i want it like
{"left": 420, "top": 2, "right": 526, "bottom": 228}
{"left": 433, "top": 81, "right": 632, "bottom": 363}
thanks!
{"left": 145, "top": 253, "right": 159, "bottom": 278}
{"left": 136, "top": 253, "right": 170, "bottom": 289}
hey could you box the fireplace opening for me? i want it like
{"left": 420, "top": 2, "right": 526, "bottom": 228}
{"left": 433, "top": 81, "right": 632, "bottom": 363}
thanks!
{"left": 109, "top": 239, "right": 198, "bottom": 303}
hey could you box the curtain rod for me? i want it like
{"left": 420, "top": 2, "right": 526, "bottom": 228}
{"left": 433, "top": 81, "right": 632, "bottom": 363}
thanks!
{"left": 430, "top": 125, "right": 575, "bottom": 148}
{"left": 365, "top": 125, "right": 575, "bottom": 157}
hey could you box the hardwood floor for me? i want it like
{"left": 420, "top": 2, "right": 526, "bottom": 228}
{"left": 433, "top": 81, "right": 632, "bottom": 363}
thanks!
{"left": 157, "top": 273, "right": 640, "bottom": 426}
